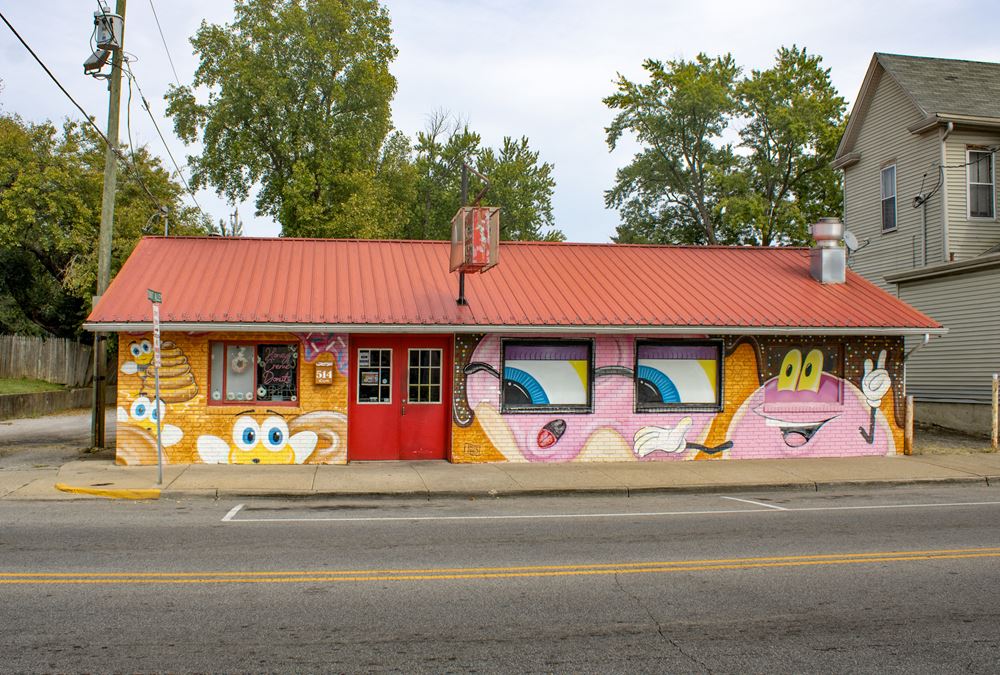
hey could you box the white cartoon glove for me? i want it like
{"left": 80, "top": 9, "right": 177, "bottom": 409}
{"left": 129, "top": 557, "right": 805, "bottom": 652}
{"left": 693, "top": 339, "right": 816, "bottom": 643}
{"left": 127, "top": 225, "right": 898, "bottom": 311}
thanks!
{"left": 861, "top": 349, "right": 891, "bottom": 409}
{"left": 634, "top": 417, "right": 693, "bottom": 458}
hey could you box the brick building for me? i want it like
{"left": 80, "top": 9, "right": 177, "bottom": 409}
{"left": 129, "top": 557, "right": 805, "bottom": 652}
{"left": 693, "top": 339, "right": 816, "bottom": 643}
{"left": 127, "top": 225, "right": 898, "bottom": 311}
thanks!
{"left": 85, "top": 234, "right": 941, "bottom": 465}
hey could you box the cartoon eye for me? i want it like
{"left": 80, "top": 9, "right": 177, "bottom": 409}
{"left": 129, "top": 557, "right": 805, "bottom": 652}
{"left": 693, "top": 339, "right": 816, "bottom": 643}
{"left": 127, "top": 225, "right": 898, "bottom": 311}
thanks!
{"left": 232, "top": 417, "right": 260, "bottom": 451}
{"left": 798, "top": 349, "right": 825, "bottom": 392}
{"left": 140, "top": 340, "right": 152, "bottom": 353}
{"left": 777, "top": 349, "right": 802, "bottom": 391}
{"left": 148, "top": 399, "right": 166, "bottom": 423}
{"left": 130, "top": 396, "right": 152, "bottom": 420}
{"left": 129, "top": 342, "right": 141, "bottom": 358}
{"left": 261, "top": 416, "right": 289, "bottom": 452}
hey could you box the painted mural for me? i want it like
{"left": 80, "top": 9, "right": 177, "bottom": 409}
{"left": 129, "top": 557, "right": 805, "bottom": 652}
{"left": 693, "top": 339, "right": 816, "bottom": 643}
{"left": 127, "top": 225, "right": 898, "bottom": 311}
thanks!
{"left": 121, "top": 338, "right": 198, "bottom": 403}
{"left": 116, "top": 332, "right": 350, "bottom": 465}
{"left": 451, "top": 334, "right": 904, "bottom": 462}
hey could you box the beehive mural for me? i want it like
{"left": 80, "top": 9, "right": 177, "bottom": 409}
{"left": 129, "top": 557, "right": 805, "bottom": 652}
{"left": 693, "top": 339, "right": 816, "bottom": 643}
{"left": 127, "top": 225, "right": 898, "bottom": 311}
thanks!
{"left": 121, "top": 336, "right": 198, "bottom": 403}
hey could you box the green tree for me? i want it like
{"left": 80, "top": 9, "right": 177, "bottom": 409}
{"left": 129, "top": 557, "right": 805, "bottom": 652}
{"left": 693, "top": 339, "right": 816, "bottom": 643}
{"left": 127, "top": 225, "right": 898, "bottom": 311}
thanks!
{"left": 0, "top": 115, "right": 206, "bottom": 338}
{"left": 404, "top": 112, "right": 562, "bottom": 241}
{"left": 722, "top": 46, "right": 846, "bottom": 245}
{"left": 604, "top": 54, "right": 741, "bottom": 245}
{"left": 404, "top": 111, "right": 481, "bottom": 240}
{"left": 474, "top": 136, "right": 562, "bottom": 241}
{"left": 605, "top": 48, "right": 846, "bottom": 246}
{"left": 166, "top": 0, "right": 403, "bottom": 237}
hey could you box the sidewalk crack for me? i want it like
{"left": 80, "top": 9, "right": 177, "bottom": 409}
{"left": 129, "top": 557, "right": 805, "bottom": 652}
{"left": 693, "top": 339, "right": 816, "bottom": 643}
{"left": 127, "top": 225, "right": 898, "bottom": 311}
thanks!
{"left": 409, "top": 464, "right": 431, "bottom": 500}
{"left": 160, "top": 465, "right": 187, "bottom": 491}
{"left": 613, "top": 572, "right": 711, "bottom": 673}
{"left": 493, "top": 463, "right": 524, "bottom": 488}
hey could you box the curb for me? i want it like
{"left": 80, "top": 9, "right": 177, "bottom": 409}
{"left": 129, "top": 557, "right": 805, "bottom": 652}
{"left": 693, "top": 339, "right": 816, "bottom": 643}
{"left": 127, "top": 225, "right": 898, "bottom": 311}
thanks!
{"left": 54, "top": 483, "right": 161, "bottom": 500}
{"left": 148, "top": 476, "right": 995, "bottom": 501}
{"left": 812, "top": 476, "right": 991, "bottom": 490}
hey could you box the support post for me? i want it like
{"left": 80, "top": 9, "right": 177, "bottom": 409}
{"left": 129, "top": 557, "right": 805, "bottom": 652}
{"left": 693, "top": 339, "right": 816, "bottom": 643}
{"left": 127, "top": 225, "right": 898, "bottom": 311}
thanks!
{"left": 91, "top": 0, "right": 127, "bottom": 449}
{"left": 457, "top": 164, "right": 469, "bottom": 306}
{"left": 154, "top": 349, "right": 162, "bottom": 484}
{"left": 992, "top": 373, "right": 998, "bottom": 451}
{"left": 149, "top": 289, "right": 163, "bottom": 483}
{"left": 904, "top": 395, "right": 914, "bottom": 455}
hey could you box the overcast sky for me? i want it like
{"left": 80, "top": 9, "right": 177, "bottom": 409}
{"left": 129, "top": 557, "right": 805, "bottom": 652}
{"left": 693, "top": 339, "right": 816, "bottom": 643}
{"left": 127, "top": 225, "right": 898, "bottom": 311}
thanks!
{"left": 2, "top": 1, "right": 999, "bottom": 241}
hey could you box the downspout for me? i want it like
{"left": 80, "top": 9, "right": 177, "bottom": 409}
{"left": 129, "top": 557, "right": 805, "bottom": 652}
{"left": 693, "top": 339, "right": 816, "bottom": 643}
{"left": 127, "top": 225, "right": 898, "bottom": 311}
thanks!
{"left": 902, "top": 332, "right": 932, "bottom": 400}
{"left": 940, "top": 121, "right": 955, "bottom": 262}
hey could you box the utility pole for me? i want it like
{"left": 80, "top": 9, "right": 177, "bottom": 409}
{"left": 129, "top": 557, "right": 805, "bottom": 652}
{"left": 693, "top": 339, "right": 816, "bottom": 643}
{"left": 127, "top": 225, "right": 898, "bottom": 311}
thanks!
{"left": 91, "top": 0, "right": 127, "bottom": 449}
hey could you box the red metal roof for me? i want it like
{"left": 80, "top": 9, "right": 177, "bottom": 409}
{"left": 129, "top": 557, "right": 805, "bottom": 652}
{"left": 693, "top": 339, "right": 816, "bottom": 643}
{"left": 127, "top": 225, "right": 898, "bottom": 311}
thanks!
{"left": 85, "top": 237, "right": 941, "bottom": 334}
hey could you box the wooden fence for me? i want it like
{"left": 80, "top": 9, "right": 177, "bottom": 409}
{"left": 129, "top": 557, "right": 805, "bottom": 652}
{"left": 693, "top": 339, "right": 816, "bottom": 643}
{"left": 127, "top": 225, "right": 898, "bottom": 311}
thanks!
{"left": 0, "top": 335, "right": 95, "bottom": 387}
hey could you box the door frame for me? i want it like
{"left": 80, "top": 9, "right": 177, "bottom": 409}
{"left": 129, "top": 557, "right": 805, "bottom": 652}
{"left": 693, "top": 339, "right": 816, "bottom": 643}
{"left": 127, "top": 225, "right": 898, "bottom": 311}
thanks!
{"left": 347, "top": 333, "right": 453, "bottom": 461}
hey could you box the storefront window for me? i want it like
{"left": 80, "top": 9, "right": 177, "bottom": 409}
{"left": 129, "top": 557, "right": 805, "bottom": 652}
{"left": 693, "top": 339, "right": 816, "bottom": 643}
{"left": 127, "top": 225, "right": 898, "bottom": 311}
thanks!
{"left": 501, "top": 340, "right": 593, "bottom": 413}
{"left": 635, "top": 341, "right": 722, "bottom": 412}
{"left": 209, "top": 342, "right": 299, "bottom": 404}
{"left": 408, "top": 349, "right": 442, "bottom": 403}
{"left": 357, "top": 348, "right": 392, "bottom": 403}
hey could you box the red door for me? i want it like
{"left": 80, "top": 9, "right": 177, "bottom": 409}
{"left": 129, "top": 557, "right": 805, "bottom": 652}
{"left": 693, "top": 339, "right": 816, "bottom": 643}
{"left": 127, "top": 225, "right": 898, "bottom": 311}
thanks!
{"left": 348, "top": 335, "right": 452, "bottom": 460}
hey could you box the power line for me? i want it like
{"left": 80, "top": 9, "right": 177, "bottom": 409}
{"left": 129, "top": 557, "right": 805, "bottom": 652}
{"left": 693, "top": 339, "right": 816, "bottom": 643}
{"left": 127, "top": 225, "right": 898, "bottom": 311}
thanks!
{"left": 122, "top": 61, "right": 209, "bottom": 220}
{"left": 92, "top": 0, "right": 202, "bottom": 221}
{"left": 122, "top": 72, "right": 161, "bottom": 211}
{"left": 147, "top": 0, "right": 180, "bottom": 87}
{"left": 913, "top": 145, "right": 999, "bottom": 208}
{"left": 0, "top": 9, "right": 163, "bottom": 210}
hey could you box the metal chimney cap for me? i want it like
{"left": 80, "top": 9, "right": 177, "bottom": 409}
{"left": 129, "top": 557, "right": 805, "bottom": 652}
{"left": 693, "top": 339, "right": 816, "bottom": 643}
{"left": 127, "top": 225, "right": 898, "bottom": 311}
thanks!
{"left": 811, "top": 217, "right": 844, "bottom": 248}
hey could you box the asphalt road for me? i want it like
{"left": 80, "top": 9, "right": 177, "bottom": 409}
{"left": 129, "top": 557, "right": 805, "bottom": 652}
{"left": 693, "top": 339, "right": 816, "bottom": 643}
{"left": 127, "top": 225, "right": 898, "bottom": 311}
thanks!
{"left": 1, "top": 485, "right": 999, "bottom": 672}
{"left": 0, "top": 410, "right": 116, "bottom": 469}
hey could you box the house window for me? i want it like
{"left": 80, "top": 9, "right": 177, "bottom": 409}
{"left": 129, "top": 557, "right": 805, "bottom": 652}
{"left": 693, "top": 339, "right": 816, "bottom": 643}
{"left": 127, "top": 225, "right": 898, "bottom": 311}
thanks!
{"left": 635, "top": 341, "right": 722, "bottom": 412}
{"left": 968, "top": 150, "right": 995, "bottom": 219}
{"left": 209, "top": 342, "right": 299, "bottom": 404}
{"left": 881, "top": 165, "right": 896, "bottom": 232}
{"left": 501, "top": 339, "right": 593, "bottom": 413}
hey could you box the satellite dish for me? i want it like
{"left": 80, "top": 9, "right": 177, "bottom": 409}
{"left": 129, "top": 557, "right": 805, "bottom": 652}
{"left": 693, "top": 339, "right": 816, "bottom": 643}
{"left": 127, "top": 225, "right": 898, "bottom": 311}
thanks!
{"left": 844, "top": 230, "right": 860, "bottom": 252}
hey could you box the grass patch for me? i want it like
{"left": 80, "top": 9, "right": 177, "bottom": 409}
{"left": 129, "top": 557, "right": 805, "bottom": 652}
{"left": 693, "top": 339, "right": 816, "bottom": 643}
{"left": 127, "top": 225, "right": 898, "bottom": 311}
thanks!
{"left": 0, "top": 378, "right": 66, "bottom": 395}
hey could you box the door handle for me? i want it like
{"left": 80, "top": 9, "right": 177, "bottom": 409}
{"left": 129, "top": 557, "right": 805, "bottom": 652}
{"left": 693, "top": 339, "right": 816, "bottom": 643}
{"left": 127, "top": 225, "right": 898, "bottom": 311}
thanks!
{"left": 401, "top": 398, "right": 407, "bottom": 415}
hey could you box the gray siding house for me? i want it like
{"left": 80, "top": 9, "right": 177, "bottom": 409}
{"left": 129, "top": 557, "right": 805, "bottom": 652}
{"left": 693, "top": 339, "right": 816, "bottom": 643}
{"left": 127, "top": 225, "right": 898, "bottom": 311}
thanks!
{"left": 833, "top": 53, "right": 1000, "bottom": 434}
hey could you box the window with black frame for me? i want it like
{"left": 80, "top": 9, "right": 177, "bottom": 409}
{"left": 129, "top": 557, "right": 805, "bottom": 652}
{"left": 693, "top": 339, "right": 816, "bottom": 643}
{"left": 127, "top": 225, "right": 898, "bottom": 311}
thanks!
{"left": 634, "top": 341, "right": 722, "bottom": 412}
{"left": 501, "top": 340, "right": 593, "bottom": 413}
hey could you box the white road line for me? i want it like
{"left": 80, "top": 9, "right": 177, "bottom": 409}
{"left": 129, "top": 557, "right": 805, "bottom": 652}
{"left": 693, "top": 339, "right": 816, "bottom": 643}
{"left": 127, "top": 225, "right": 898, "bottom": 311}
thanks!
{"left": 227, "top": 508, "right": 776, "bottom": 523}
{"left": 720, "top": 496, "right": 788, "bottom": 510}
{"left": 221, "top": 504, "right": 245, "bottom": 522}
{"left": 792, "top": 500, "right": 1000, "bottom": 512}
{"left": 222, "top": 500, "right": 1000, "bottom": 524}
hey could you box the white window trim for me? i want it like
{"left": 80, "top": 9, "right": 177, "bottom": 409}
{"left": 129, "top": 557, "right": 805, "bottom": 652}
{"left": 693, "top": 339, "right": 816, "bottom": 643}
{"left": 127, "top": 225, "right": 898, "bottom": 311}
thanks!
{"left": 881, "top": 164, "right": 897, "bottom": 233}
{"left": 356, "top": 348, "right": 392, "bottom": 405}
{"left": 967, "top": 149, "right": 996, "bottom": 220}
{"left": 406, "top": 348, "right": 443, "bottom": 405}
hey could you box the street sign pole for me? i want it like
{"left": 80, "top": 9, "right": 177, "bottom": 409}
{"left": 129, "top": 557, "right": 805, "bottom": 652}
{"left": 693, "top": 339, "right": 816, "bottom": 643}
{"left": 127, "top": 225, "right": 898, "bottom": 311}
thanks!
{"left": 148, "top": 289, "right": 163, "bottom": 485}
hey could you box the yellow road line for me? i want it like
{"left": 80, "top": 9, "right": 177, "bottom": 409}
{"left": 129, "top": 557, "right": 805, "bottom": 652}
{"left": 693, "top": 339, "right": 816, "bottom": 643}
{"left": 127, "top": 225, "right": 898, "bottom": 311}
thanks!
{"left": 1, "top": 547, "right": 997, "bottom": 585}
{"left": 4, "top": 546, "right": 998, "bottom": 577}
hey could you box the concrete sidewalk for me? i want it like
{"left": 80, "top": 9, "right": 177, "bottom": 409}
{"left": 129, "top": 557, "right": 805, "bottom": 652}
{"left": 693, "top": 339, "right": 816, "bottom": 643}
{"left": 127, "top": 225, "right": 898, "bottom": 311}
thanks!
{"left": 1, "top": 453, "right": 999, "bottom": 501}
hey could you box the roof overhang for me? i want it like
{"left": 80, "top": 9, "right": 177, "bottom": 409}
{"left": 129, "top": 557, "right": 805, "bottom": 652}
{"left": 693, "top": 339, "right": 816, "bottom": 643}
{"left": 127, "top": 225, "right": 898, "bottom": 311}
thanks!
{"left": 834, "top": 56, "right": 884, "bottom": 162}
{"left": 887, "top": 251, "right": 1000, "bottom": 284}
{"left": 83, "top": 321, "right": 947, "bottom": 337}
{"left": 831, "top": 151, "right": 861, "bottom": 170}
{"left": 908, "top": 113, "right": 1000, "bottom": 135}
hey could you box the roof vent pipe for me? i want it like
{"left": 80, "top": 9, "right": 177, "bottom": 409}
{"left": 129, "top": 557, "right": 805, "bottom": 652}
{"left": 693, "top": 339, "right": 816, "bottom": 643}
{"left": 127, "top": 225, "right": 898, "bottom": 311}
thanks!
{"left": 810, "top": 217, "right": 846, "bottom": 284}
